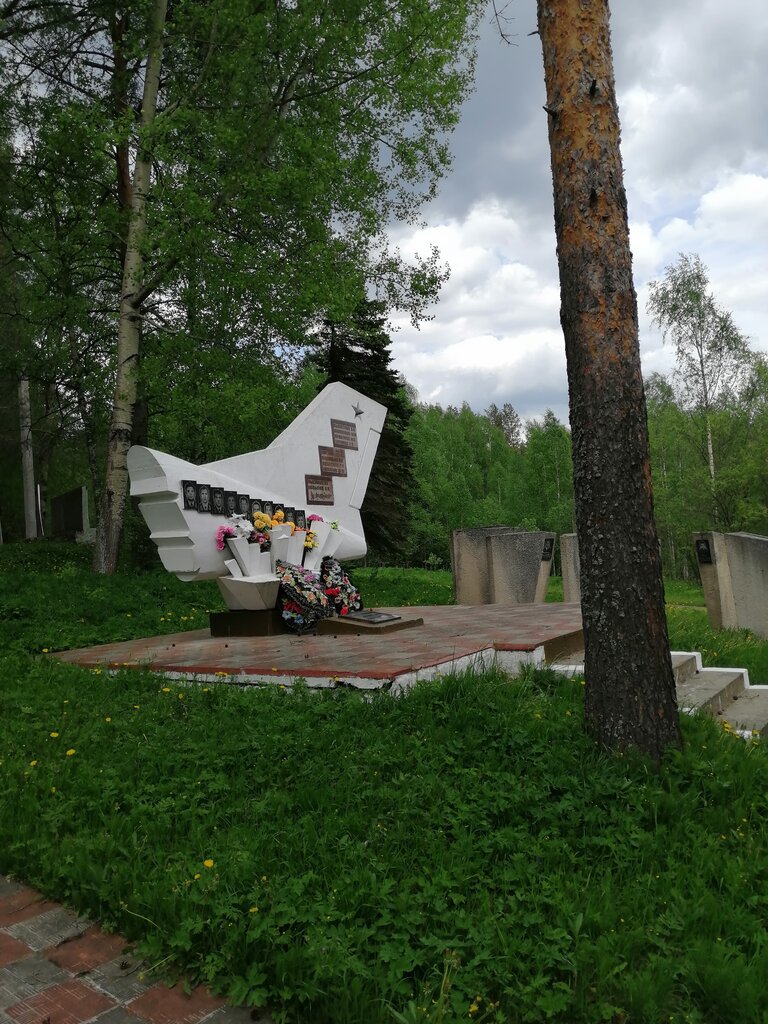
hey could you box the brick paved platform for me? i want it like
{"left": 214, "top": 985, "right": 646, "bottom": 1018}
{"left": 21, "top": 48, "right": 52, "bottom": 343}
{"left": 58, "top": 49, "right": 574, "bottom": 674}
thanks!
{"left": 0, "top": 877, "right": 269, "bottom": 1024}
{"left": 53, "top": 604, "right": 584, "bottom": 691}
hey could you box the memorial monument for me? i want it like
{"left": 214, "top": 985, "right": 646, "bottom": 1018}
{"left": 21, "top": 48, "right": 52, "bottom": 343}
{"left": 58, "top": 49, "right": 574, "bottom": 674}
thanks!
{"left": 127, "top": 383, "right": 386, "bottom": 613}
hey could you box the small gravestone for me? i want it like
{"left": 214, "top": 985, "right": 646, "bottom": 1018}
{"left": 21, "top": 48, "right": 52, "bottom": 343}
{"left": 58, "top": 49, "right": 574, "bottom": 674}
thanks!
{"left": 51, "top": 485, "right": 91, "bottom": 542}
{"left": 695, "top": 531, "right": 768, "bottom": 637}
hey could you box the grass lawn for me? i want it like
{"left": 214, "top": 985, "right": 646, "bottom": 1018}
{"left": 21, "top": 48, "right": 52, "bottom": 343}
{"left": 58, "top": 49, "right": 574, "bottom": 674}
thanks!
{"left": 2, "top": 543, "right": 768, "bottom": 1023}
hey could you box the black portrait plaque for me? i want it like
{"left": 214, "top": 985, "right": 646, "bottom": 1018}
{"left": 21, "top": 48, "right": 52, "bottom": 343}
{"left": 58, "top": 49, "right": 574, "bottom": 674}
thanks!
{"left": 182, "top": 480, "right": 198, "bottom": 510}
{"left": 262, "top": 499, "right": 274, "bottom": 518}
{"left": 273, "top": 502, "right": 285, "bottom": 517}
{"left": 541, "top": 537, "right": 554, "bottom": 562}
{"left": 305, "top": 474, "right": 335, "bottom": 505}
{"left": 318, "top": 446, "right": 348, "bottom": 477}
{"left": 237, "top": 494, "right": 251, "bottom": 516}
{"left": 284, "top": 506, "right": 296, "bottom": 524}
{"left": 224, "top": 490, "right": 237, "bottom": 516}
{"left": 695, "top": 538, "right": 713, "bottom": 564}
{"left": 295, "top": 509, "right": 307, "bottom": 530}
{"left": 211, "top": 487, "right": 225, "bottom": 515}
{"left": 196, "top": 483, "right": 212, "bottom": 513}
{"left": 250, "top": 498, "right": 262, "bottom": 518}
{"left": 330, "top": 419, "right": 358, "bottom": 451}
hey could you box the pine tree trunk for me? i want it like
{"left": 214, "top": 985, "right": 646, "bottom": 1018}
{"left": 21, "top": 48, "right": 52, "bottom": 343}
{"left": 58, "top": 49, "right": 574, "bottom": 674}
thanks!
{"left": 18, "top": 374, "right": 38, "bottom": 540}
{"left": 536, "top": 0, "right": 681, "bottom": 760}
{"left": 94, "top": 0, "right": 168, "bottom": 575}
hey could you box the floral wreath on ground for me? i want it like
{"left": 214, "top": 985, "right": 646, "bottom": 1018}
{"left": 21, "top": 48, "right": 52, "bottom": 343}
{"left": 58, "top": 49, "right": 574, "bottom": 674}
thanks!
{"left": 275, "top": 560, "right": 333, "bottom": 634}
{"left": 320, "top": 556, "right": 363, "bottom": 616}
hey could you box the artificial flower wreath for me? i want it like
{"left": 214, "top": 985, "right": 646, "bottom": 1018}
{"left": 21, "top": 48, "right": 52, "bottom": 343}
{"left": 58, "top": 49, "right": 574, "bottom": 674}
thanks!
{"left": 274, "top": 560, "right": 333, "bottom": 634}
{"left": 320, "top": 557, "right": 363, "bottom": 616}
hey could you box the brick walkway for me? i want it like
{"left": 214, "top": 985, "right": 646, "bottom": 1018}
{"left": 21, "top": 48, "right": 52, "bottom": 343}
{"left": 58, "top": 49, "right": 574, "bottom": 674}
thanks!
{"left": 0, "top": 877, "right": 268, "bottom": 1024}
{"left": 52, "top": 603, "right": 584, "bottom": 691}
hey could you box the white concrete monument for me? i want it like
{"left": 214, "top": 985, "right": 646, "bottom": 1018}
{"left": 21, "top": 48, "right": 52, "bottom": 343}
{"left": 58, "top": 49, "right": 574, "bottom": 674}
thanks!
{"left": 127, "top": 383, "right": 386, "bottom": 610}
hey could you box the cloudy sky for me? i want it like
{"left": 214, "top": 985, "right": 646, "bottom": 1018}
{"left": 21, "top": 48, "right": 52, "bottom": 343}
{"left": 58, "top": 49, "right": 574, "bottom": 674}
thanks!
{"left": 386, "top": 0, "right": 768, "bottom": 426}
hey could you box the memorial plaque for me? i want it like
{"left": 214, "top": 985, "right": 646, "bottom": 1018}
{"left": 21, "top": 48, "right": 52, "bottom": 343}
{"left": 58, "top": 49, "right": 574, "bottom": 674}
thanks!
{"left": 295, "top": 509, "right": 307, "bottom": 530}
{"left": 224, "top": 490, "right": 238, "bottom": 515}
{"left": 284, "top": 506, "right": 296, "bottom": 524}
{"left": 318, "top": 445, "right": 348, "bottom": 477}
{"left": 237, "top": 493, "right": 251, "bottom": 516}
{"left": 250, "top": 498, "right": 262, "bottom": 518}
{"left": 273, "top": 502, "right": 285, "bottom": 517}
{"left": 330, "top": 419, "right": 358, "bottom": 451}
{"left": 541, "top": 537, "right": 554, "bottom": 562}
{"left": 262, "top": 499, "right": 274, "bottom": 518}
{"left": 182, "top": 480, "right": 198, "bottom": 510}
{"left": 305, "top": 474, "right": 335, "bottom": 505}
{"left": 211, "top": 487, "right": 225, "bottom": 515}
{"left": 346, "top": 610, "right": 402, "bottom": 624}
{"left": 197, "top": 483, "right": 212, "bottom": 513}
{"left": 695, "top": 538, "right": 713, "bottom": 564}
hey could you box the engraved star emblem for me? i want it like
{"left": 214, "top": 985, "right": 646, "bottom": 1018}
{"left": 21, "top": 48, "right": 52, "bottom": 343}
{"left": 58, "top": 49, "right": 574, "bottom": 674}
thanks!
{"left": 352, "top": 402, "right": 363, "bottom": 418}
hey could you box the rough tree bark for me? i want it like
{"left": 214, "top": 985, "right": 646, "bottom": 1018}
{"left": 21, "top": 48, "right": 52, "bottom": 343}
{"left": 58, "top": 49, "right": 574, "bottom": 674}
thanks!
{"left": 94, "top": 0, "right": 167, "bottom": 574}
{"left": 536, "top": 0, "right": 682, "bottom": 760}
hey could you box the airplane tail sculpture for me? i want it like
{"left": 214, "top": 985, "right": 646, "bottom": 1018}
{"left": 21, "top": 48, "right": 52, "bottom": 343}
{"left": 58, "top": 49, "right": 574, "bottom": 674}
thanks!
{"left": 127, "top": 383, "right": 387, "bottom": 610}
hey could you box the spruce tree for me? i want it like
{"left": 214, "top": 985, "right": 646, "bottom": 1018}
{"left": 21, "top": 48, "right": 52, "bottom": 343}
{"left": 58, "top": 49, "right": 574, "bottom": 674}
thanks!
{"left": 314, "top": 300, "right": 416, "bottom": 559}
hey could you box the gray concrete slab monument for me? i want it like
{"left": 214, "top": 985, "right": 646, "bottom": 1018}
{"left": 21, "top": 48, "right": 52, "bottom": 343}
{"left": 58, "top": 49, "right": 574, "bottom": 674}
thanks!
{"left": 560, "top": 533, "right": 581, "bottom": 604}
{"left": 451, "top": 527, "right": 554, "bottom": 605}
{"left": 694, "top": 531, "right": 768, "bottom": 636}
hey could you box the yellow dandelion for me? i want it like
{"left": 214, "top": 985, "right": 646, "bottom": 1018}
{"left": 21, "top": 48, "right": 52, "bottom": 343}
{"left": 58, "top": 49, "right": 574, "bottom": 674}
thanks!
{"left": 50, "top": 731, "right": 59, "bottom": 738}
{"left": 50, "top": 786, "right": 56, "bottom": 793}
{"left": 177, "top": 692, "right": 184, "bottom": 699}
{"left": 203, "top": 858, "right": 214, "bottom": 869}
{"left": 105, "top": 716, "right": 112, "bottom": 722}
{"left": 202, "top": 688, "right": 210, "bottom": 693}
{"left": 66, "top": 748, "right": 76, "bottom": 756}
{"left": 249, "top": 906, "right": 259, "bottom": 913}
{"left": 162, "top": 687, "right": 171, "bottom": 693}
{"left": 193, "top": 873, "right": 201, "bottom": 880}
{"left": 42, "top": 647, "right": 49, "bottom": 653}
{"left": 29, "top": 759, "right": 38, "bottom": 767}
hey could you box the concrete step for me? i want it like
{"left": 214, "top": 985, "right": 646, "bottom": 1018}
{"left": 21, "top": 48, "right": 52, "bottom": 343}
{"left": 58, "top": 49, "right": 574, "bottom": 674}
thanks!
{"left": 677, "top": 667, "right": 748, "bottom": 715}
{"left": 719, "top": 688, "right": 768, "bottom": 737}
{"left": 671, "top": 651, "right": 700, "bottom": 685}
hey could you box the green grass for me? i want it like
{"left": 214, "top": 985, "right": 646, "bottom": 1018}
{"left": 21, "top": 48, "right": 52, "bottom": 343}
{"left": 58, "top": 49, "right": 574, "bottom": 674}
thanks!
{"left": 3, "top": 543, "right": 768, "bottom": 1022}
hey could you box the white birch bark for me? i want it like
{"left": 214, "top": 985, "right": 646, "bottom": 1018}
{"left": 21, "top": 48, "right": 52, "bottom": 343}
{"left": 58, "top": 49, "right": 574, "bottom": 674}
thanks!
{"left": 18, "top": 374, "right": 38, "bottom": 540}
{"left": 94, "top": 0, "right": 168, "bottom": 574}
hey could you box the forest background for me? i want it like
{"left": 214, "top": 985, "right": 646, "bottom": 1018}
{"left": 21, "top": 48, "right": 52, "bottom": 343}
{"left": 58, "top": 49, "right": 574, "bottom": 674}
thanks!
{"left": 1, "top": 1, "right": 767, "bottom": 579}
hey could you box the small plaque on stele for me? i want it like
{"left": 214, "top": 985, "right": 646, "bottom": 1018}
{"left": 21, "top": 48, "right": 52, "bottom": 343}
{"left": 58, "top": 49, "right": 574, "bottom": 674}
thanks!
{"left": 345, "top": 610, "right": 402, "bottom": 624}
{"left": 305, "top": 474, "right": 335, "bottom": 505}
{"left": 330, "top": 419, "right": 358, "bottom": 450}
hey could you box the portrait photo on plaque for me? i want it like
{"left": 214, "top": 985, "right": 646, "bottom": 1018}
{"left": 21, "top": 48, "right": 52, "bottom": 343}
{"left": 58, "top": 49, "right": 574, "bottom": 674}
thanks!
{"left": 196, "top": 483, "right": 212, "bottom": 513}
{"left": 262, "top": 499, "right": 274, "bottom": 518}
{"left": 211, "top": 487, "right": 225, "bottom": 515}
{"left": 284, "top": 506, "right": 296, "bottom": 523}
{"left": 250, "top": 498, "right": 262, "bottom": 518}
{"left": 273, "top": 502, "right": 285, "bottom": 517}
{"left": 182, "top": 480, "right": 198, "bottom": 510}
{"left": 295, "top": 509, "right": 307, "bottom": 530}
{"left": 224, "top": 490, "right": 237, "bottom": 515}
{"left": 237, "top": 494, "right": 251, "bottom": 516}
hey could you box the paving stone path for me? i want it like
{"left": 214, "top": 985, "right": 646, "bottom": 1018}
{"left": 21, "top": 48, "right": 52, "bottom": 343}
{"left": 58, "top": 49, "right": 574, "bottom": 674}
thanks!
{"left": 0, "top": 877, "right": 270, "bottom": 1024}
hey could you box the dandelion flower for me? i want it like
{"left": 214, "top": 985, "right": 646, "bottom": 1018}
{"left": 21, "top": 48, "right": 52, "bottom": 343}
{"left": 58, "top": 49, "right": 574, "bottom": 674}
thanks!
{"left": 193, "top": 873, "right": 201, "bottom": 880}
{"left": 203, "top": 858, "right": 214, "bottom": 869}
{"left": 29, "top": 760, "right": 38, "bottom": 767}
{"left": 162, "top": 687, "right": 171, "bottom": 693}
{"left": 66, "top": 749, "right": 76, "bottom": 757}
{"left": 249, "top": 906, "right": 259, "bottom": 913}
{"left": 105, "top": 717, "right": 112, "bottom": 722}
{"left": 50, "top": 732, "right": 59, "bottom": 738}
{"left": 42, "top": 648, "right": 49, "bottom": 653}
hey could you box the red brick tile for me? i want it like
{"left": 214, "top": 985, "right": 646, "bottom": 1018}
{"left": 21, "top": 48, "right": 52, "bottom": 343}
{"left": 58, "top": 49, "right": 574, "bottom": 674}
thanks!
{"left": 0, "top": 887, "right": 59, "bottom": 927}
{"left": 47, "top": 924, "right": 127, "bottom": 973}
{"left": 5, "top": 977, "right": 115, "bottom": 1024}
{"left": 0, "top": 933, "right": 33, "bottom": 966}
{"left": 126, "top": 982, "right": 224, "bottom": 1024}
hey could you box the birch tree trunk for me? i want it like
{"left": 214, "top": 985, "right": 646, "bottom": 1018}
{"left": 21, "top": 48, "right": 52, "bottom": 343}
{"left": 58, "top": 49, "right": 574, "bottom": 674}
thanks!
{"left": 94, "top": 0, "right": 168, "bottom": 575}
{"left": 536, "top": 0, "right": 682, "bottom": 760}
{"left": 18, "top": 374, "right": 38, "bottom": 540}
